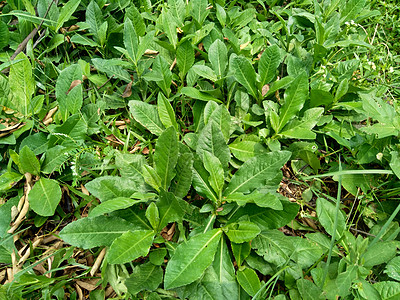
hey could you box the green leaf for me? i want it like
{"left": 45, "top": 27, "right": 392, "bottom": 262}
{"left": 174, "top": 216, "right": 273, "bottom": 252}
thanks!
{"left": 142, "top": 165, "right": 162, "bottom": 192}
{"left": 341, "top": 0, "right": 366, "bottom": 22}
{"left": 59, "top": 216, "right": 134, "bottom": 248}
{"left": 126, "top": 5, "right": 146, "bottom": 36}
{"left": 55, "top": 64, "right": 83, "bottom": 120}
{"left": 375, "top": 281, "right": 400, "bottom": 300}
{"left": 86, "top": 0, "right": 103, "bottom": 38}
{"left": 129, "top": 100, "right": 165, "bottom": 136}
{"left": 197, "top": 121, "right": 230, "bottom": 169}
{"left": 70, "top": 34, "right": 100, "bottom": 47}
{"left": 192, "top": 158, "right": 218, "bottom": 203}
{"left": 276, "top": 72, "right": 309, "bottom": 133}
{"left": 209, "top": 39, "right": 228, "bottom": 79}
{"left": 125, "top": 263, "right": 163, "bottom": 295}
{"left": 363, "top": 242, "right": 397, "bottom": 268}
{"left": 181, "top": 87, "right": 222, "bottom": 103}
{"left": 231, "top": 56, "right": 259, "bottom": 99}
{"left": 225, "top": 221, "right": 261, "bottom": 243}
{"left": 9, "top": 53, "right": 35, "bottom": 115}
{"left": 92, "top": 58, "right": 131, "bottom": 82}
{"left": 230, "top": 201, "right": 299, "bottom": 231}
{"left": 85, "top": 176, "right": 140, "bottom": 202}
{"left": 157, "top": 93, "right": 178, "bottom": 131}
{"left": 0, "top": 21, "right": 10, "bottom": 50}
{"left": 157, "top": 189, "right": 185, "bottom": 230}
{"left": 177, "top": 40, "right": 195, "bottom": 79}
{"left": 297, "top": 279, "right": 323, "bottom": 300}
{"left": 236, "top": 267, "right": 261, "bottom": 297}
{"left": 41, "top": 145, "right": 69, "bottom": 174}
{"left": 212, "top": 236, "right": 239, "bottom": 298}
{"left": 170, "top": 145, "right": 193, "bottom": 198}
{"left": 154, "top": 127, "right": 179, "bottom": 189}
{"left": 56, "top": 0, "right": 81, "bottom": 32}
{"left": 385, "top": 257, "right": 400, "bottom": 281}
{"left": 146, "top": 202, "right": 160, "bottom": 231}
{"left": 0, "top": 197, "right": 19, "bottom": 238}
{"left": 164, "top": 229, "right": 223, "bottom": 289}
{"left": 107, "top": 230, "right": 154, "bottom": 264}
{"left": 229, "top": 141, "right": 267, "bottom": 162}
{"left": 168, "top": 0, "right": 186, "bottom": 26}
{"left": 29, "top": 178, "right": 61, "bottom": 217}
{"left": 191, "top": 65, "right": 218, "bottom": 82}
{"left": 124, "top": 18, "right": 139, "bottom": 63}
{"left": 162, "top": 11, "right": 178, "bottom": 49}
{"left": 316, "top": 197, "right": 345, "bottom": 239}
{"left": 224, "top": 151, "right": 291, "bottom": 195}
{"left": 89, "top": 197, "right": 145, "bottom": 218}
{"left": 19, "top": 146, "right": 40, "bottom": 175}
{"left": 258, "top": 44, "right": 281, "bottom": 86}
{"left": 279, "top": 107, "right": 324, "bottom": 139}
{"left": 190, "top": 0, "right": 209, "bottom": 25}
{"left": 151, "top": 55, "right": 172, "bottom": 97}
{"left": 231, "top": 242, "right": 251, "bottom": 267}
{"left": 203, "top": 152, "right": 224, "bottom": 197}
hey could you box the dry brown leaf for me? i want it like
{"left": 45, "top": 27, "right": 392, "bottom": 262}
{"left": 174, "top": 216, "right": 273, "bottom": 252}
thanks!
{"left": 122, "top": 81, "right": 133, "bottom": 98}
{"left": 144, "top": 49, "right": 159, "bottom": 55}
{"left": 76, "top": 279, "right": 100, "bottom": 291}
{"left": 66, "top": 80, "right": 82, "bottom": 95}
{"left": 262, "top": 84, "right": 270, "bottom": 97}
{"left": 240, "top": 41, "right": 250, "bottom": 50}
{"left": 0, "top": 122, "right": 25, "bottom": 137}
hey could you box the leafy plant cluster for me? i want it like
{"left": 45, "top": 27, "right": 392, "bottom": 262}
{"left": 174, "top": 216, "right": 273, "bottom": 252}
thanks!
{"left": 1, "top": 0, "right": 400, "bottom": 299}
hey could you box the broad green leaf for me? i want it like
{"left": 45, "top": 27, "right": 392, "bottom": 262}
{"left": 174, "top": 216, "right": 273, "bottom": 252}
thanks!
{"left": 29, "top": 178, "right": 61, "bottom": 217}
{"left": 231, "top": 56, "right": 259, "bottom": 99}
{"left": 209, "top": 39, "right": 228, "bottom": 79}
{"left": 224, "top": 191, "right": 283, "bottom": 210}
{"left": 168, "top": 0, "right": 185, "bottom": 26}
{"left": 151, "top": 55, "right": 172, "bottom": 97}
{"left": 197, "top": 121, "right": 230, "bottom": 169}
{"left": 177, "top": 40, "right": 195, "bottom": 78}
{"left": 231, "top": 242, "right": 251, "bottom": 267}
{"left": 224, "top": 151, "right": 291, "bottom": 195}
{"left": 192, "top": 158, "right": 218, "bottom": 203}
{"left": 225, "top": 221, "right": 261, "bottom": 243}
{"left": 316, "top": 197, "right": 345, "bottom": 239}
{"left": 258, "top": 44, "right": 281, "bottom": 86}
{"left": 115, "top": 152, "right": 146, "bottom": 181}
{"left": 20, "top": 132, "right": 48, "bottom": 155}
{"left": 385, "top": 257, "right": 400, "bottom": 281}
{"left": 107, "top": 230, "right": 154, "bottom": 264}
{"left": 190, "top": 0, "right": 209, "bottom": 25}
{"left": 280, "top": 107, "right": 324, "bottom": 139}
{"left": 157, "top": 94, "right": 178, "bottom": 131}
{"left": 92, "top": 58, "right": 131, "bottom": 82}
{"left": 297, "top": 279, "right": 323, "bottom": 300}
{"left": 363, "top": 241, "right": 397, "bottom": 268}
{"left": 203, "top": 152, "right": 224, "bottom": 197}
{"left": 41, "top": 146, "right": 69, "bottom": 174}
{"left": 162, "top": 11, "right": 178, "bottom": 49}
{"left": 0, "top": 21, "right": 10, "bottom": 50}
{"left": 9, "top": 53, "right": 35, "bottom": 115}
{"left": 181, "top": 87, "right": 222, "bottom": 103}
{"left": 230, "top": 201, "right": 299, "bottom": 231}
{"left": 341, "top": 0, "right": 366, "bottom": 22}
{"left": 124, "top": 18, "right": 139, "bottom": 63}
{"left": 125, "top": 263, "right": 163, "bottom": 295}
{"left": 236, "top": 268, "right": 261, "bottom": 297}
{"left": 126, "top": 5, "right": 146, "bottom": 36}
{"left": 70, "top": 34, "right": 100, "bottom": 47}
{"left": 191, "top": 65, "right": 218, "bottom": 82}
{"left": 85, "top": 176, "right": 140, "bottom": 202}
{"left": 171, "top": 145, "right": 193, "bottom": 198}
{"left": 56, "top": 0, "right": 81, "bottom": 32}
{"left": 164, "top": 229, "right": 223, "bottom": 289}
{"left": 142, "top": 165, "right": 162, "bottom": 192}
{"left": 111, "top": 206, "right": 153, "bottom": 231}
{"left": 212, "top": 236, "right": 239, "bottom": 298}
{"left": 149, "top": 248, "right": 167, "bottom": 266}
{"left": 89, "top": 197, "right": 144, "bottom": 218}
{"left": 86, "top": 0, "right": 102, "bottom": 39}
{"left": 205, "top": 103, "right": 231, "bottom": 142}
{"left": 146, "top": 202, "right": 160, "bottom": 231}
{"left": 374, "top": 281, "right": 400, "bottom": 300}
{"left": 59, "top": 216, "right": 134, "bottom": 248}
{"left": 129, "top": 100, "right": 165, "bottom": 135}
{"left": 229, "top": 141, "right": 267, "bottom": 162}
{"left": 276, "top": 72, "right": 309, "bottom": 133}
{"left": 19, "top": 146, "right": 40, "bottom": 175}
{"left": 0, "top": 197, "right": 19, "bottom": 238}
{"left": 55, "top": 64, "right": 83, "bottom": 120}
{"left": 157, "top": 189, "right": 185, "bottom": 230}
{"left": 154, "top": 127, "right": 179, "bottom": 189}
